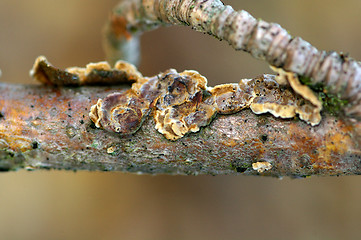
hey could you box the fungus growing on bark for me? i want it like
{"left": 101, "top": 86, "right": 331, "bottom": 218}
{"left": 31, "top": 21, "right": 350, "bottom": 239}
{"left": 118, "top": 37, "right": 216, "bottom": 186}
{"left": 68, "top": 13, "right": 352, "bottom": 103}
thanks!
{"left": 270, "top": 66, "right": 322, "bottom": 125}
{"left": 252, "top": 161, "right": 272, "bottom": 173}
{"left": 152, "top": 69, "right": 216, "bottom": 140}
{"left": 31, "top": 57, "right": 323, "bottom": 140}
{"left": 89, "top": 91, "right": 151, "bottom": 134}
{"left": 30, "top": 56, "right": 142, "bottom": 86}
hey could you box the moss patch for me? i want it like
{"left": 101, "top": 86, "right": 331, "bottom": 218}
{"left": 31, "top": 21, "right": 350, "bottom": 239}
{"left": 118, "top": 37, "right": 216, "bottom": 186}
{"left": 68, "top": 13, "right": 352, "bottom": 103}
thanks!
{"left": 299, "top": 76, "right": 349, "bottom": 116}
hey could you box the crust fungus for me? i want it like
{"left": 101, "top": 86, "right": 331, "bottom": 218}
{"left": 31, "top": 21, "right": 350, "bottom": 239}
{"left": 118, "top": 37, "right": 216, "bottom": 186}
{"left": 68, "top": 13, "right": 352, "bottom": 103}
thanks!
{"left": 270, "top": 67, "right": 322, "bottom": 125}
{"left": 31, "top": 57, "right": 323, "bottom": 140}
{"left": 152, "top": 70, "right": 217, "bottom": 140}
{"left": 248, "top": 74, "right": 322, "bottom": 126}
{"left": 89, "top": 69, "right": 216, "bottom": 138}
{"left": 252, "top": 161, "right": 272, "bottom": 173}
{"left": 89, "top": 91, "right": 151, "bottom": 134}
{"left": 30, "top": 56, "right": 142, "bottom": 86}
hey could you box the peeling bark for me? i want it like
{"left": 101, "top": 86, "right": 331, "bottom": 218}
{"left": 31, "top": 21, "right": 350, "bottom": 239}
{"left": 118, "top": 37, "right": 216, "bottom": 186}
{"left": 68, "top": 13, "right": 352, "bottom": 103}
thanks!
{"left": 0, "top": 83, "right": 360, "bottom": 177}
{"left": 104, "top": 0, "right": 361, "bottom": 119}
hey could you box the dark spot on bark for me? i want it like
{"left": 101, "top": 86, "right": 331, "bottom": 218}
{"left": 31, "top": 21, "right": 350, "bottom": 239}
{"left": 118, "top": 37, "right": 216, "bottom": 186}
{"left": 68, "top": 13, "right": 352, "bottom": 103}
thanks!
{"left": 79, "top": 120, "right": 84, "bottom": 124}
{"left": 68, "top": 108, "right": 72, "bottom": 111}
{"left": 260, "top": 25, "right": 267, "bottom": 30}
{"left": 260, "top": 134, "right": 268, "bottom": 143}
{"left": 31, "top": 141, "right": 39, "bottom": 149}
{"left": 231, "top": 159, "right": 248, "bottom": 173}
{"left": 89, "top": 121, "right": 96, "bottom": 129}
{"left": 68, "top": 115, "right": 72, "bottom": 118}
{"left": 298, "top": 154, "right": 311, "bottom": 169}
{"left": 0, "top": 112, "right": 4, "bottom": 120}
{"left": 30, "top": 105, "right": 34, "bottom": 108}
{"left": 235, "top": 167, "right": 247, "bottom": 173}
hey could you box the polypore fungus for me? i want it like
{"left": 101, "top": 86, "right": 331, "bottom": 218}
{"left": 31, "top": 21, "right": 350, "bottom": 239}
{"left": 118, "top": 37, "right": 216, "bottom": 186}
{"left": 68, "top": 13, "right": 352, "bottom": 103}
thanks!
{"left": 30, "top": 56, "right": 142, "bottom": 86}
{"left": 270, "top": 66, "right": 322, "bottom": 125}
{"left": 31, "top": 57, "right": 322, "bottom": 140}
{"left": 252, "top": 161, "right": 272, "bottom": 173}
{"left": 152, "top": 70, "right": 217, "bottom": 140}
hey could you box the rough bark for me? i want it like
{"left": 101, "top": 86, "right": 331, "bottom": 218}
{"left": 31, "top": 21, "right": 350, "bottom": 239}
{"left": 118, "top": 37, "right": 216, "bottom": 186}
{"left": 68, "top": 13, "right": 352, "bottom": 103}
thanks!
{"left": 104, "top": 0, "right": 361, "bottom": 119}
{"left": 0, "top": 82, "right": 360, "bottom": 177}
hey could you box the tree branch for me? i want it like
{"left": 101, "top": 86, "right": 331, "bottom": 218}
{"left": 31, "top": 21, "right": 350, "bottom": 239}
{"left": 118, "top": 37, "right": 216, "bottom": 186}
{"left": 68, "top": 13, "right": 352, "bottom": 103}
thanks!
{"left": 0, "top": 0, "right": 360, "bottom": 177}
{"left": 0, "top": 82, "right": 360, "bottom": 176}
{"left": 104, "top": 0, "right": 361, "bottom": 119}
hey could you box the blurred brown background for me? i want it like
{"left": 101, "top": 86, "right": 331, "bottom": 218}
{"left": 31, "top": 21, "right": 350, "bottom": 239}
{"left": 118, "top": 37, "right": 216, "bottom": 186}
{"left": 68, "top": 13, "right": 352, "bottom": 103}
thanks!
{"left": 1, "top": 0, "right": 361, "bottom": 239}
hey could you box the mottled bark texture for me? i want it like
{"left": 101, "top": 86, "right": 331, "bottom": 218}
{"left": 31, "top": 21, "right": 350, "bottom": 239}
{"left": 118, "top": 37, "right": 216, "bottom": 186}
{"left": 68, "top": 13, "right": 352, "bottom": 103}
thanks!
{"left": 0, "top": 83, "right": 360, "bottom": 176}
{"left": 104, "top": 0, "right": 361, "bottom": 120}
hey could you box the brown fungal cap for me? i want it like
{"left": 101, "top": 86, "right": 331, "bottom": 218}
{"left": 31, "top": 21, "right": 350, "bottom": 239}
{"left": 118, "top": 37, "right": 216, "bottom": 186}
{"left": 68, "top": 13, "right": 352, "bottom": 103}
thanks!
{"left": 153, "top": 70, "right": 216, "bottom": 140}
{"left": 31, "top": 56, "right": 142, "bottom": 86}
{"left": 249, "top": 75, "right": 301, "bottom": 118}
{"left": 89, "top": 99, "right": 103, "bottom": 128}
{"left": 155, "top": 69, "right": 207, "bottom": 108}
{"left": 270, "top": 67, "right": 322, "bottom": 125}
{"left": 30, "top": 56, "right": 80, "bottom": 86}
{"left": 271, "top": 66, "right": 322, "bottom": 108}
{"left": 208, "top": 83, "right": 253, "bottom": 114}
{"left": 89, "top": 91, "right": 151, "bottom": 134}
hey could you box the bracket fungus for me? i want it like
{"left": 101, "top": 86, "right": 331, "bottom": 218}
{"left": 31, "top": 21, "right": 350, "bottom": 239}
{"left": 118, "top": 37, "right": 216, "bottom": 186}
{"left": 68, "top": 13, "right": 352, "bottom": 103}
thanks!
{"left": 31, "top": 56, "right": 142, "bottom": 86}
{"left": 31, "top": 57, "right": 323, "bottom": 140}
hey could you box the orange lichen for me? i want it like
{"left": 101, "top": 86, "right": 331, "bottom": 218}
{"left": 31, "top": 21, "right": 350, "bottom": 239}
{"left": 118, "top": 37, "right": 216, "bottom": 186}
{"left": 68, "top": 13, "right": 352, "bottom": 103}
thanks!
{"left": 221, "top": 138, "right": 238, "bottom": 147}
{"left": 110, "top": 15, "right": 132, "bottom": 40}
{"left": 313, "top": 127, "right": 353, "bottom": 169}
{"left": 0, "top": 99, "right": 38, "bottom": 151}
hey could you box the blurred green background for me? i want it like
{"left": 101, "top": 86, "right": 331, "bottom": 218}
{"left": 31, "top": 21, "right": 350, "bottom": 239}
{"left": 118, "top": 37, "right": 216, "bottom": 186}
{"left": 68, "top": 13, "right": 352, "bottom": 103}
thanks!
{"left": 0, "top": 0, "right": 361, "bottom": 239}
